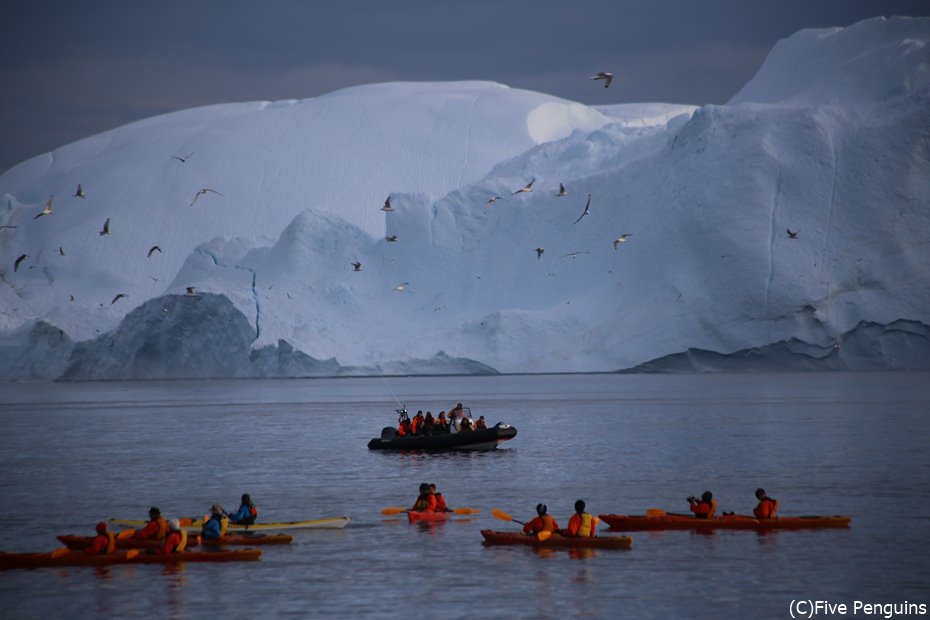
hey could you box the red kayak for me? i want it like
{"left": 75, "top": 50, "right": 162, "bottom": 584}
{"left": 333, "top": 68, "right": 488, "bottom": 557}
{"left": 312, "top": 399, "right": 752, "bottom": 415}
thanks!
{"left": 1, "top": 548, "right": 262, "bottom": 570}
{"left": 407, "top": 510, "right": 450, "bottom": 523}
{"left": 480, "top": 530, "right": 632, "bottom": 549}
{"left": 599, "top": 513, "right": 851, "bottom": 531}
{"left": 57, "top": 533, "right": 293, "bottom": 550}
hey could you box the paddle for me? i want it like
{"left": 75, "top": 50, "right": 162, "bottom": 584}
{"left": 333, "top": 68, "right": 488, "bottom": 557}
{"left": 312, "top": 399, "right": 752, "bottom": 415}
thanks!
{"left": 125, "top": 549, "right": 141, "bottom": 559}
{"left": 50, "top": 547, "right": 70, "bottom": 559}
{"left": 117, "top": 529, "right": 136, "bottom": 539}
{"left": 492, "top": 508, "right": 554, "bottom": 541}
{"left": 381, "top": 507, "right": 479, "bottom": 516}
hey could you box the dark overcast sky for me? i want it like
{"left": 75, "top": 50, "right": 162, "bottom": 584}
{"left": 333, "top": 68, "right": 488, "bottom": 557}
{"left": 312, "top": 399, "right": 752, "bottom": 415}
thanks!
{"left": 2, "top": 0, "right": 928, "bottom": 173}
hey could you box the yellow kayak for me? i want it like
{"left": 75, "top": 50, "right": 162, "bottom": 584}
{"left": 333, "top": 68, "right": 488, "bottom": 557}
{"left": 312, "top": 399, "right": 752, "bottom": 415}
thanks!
{"left": 110, "top": 516, "right": 350, "bottom": 533}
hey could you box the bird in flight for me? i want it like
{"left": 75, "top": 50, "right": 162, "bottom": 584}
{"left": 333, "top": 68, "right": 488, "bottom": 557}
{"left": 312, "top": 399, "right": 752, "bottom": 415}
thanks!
{"left": 185, "top": 286, "right": 197, "bottom": 297}
{"left": 0, "top": 225, "right": 17, "bottom": 229}
{"left": 392, "top": 282, "right": 409, "bottom": 292}
{"left": 34, "top": 196, "right": 54, "bottom": 219}
{"left": 14, "top": 254, "right": 28, "bottom": 271}
{"left": 191, "top": 188, "right": 222, "bottom": 206}
{"left": 590, "top": 72, "right": 613, "bottom": 88}
{"left": 99, "top": 218, "right": 110, "bottom": 236}
{"left": 352, "top": 261, "right": 362, "bottom": 272}
{"left": 147, "top": 246, "right": 162, "bottom": 257}
{"left": 111, "top": 293, "right": 128, "bottom": 305}
{"left": 73, "top": 184, "right": 86, "bottom": 198}
{"left": 557, "top": 183, "right": 567, "bottom": 197}
{"left": 59, "top": 247, "right": 65, "bottom": 256}
{"left": 512, "top": 178, "right": 535, "bottom": 195}
{"left": 483, "top": 196, "right": 502, "bottom": 209}
{"left": 787, "top": 228, "right": 799, "bottom": 239}
{"left": 173, "top": 152, "right": 193, "bottom": 163}
{"left": 613, "top": 234, "right": 633, "bottom": 249}
{"left": 562, "top": 251, "right": 590, "bottom": 259}
{"left": 573, "top": 194, "right": 592, "bottom": 224}
{"left": 386, "top": 235, "right": 398, "bottom": 242}
{"left": 535, "top": 247, "right": 545, "bottom": 260}
{"left": 381, "top": 196, "right": 394, "bottom": 212}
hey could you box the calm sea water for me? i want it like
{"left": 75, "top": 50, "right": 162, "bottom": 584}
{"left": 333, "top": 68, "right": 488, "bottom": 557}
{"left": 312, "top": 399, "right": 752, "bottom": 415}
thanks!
{"left": 1, "top": 372, "right": 929, "bottom": 619}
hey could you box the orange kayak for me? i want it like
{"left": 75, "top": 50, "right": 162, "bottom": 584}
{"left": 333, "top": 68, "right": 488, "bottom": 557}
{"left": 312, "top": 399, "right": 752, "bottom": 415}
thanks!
{"left": 599, "top": 513, "right": 851, "bottom": 531}
{"left": 57, "top": 533, "right": 292, "bottom": 550}
{"left": 480, "top": 530, "right": 632, "bottom": 549}
{"left": 1, "top": 548, "right": 262, "bottom": 570}
{"left": 407, "top": 510, "right": 450, "bottom": 523}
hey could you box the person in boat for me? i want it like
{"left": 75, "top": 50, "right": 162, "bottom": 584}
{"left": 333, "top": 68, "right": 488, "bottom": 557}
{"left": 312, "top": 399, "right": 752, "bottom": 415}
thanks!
{"left": 134, "top": 506, "right": 168, "bottom": 541}
{"left": 563, "top": 499, "right": 599, "bottom": 538}
{"left": 228, "top": 493, "right": 258, "bottom": 525}
{"left": 435, "top": 411, "right": 449, "bottom": 433}
{"left": 429, "top": 483, "right": 450, "bottom": 512}
{"left": 523, "top": 504, "right": 559, "bottom": 536}
{"left": 411, "top": 410, "right": 425, "bottom": 435}
{"left": 162, "top": 519, "right": 188, "bottom": 554}
{"left": 459, "top": 416, "right": 473, "bottom": 432}
{"left": 86, "top": 521, "right": 116, "bottom": 555}
{"left": 688, "top": 491, "right": 718, "bottom": 519}
{"left": 397, "top": 409, "right": 412, "bottom": 437}
{"left": 202, "top": 504, "right": 229, "bottom": 540}
{"left": 753, "top": 488, "right": 778, "bottom": 519}
{"left": 475, "top": 415, "right": 487, "bottom": 430}
{"left": 423, "top": 411, "right": 435, "bottom": 435}
{"left": 411, "top": 483, "right": 436, "bottom": 512}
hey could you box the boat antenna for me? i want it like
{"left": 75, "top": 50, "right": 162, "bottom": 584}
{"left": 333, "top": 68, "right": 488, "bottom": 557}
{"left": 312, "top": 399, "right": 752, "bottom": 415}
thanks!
{"left": 380, "top": 373, "right": 405, "bottom": 414}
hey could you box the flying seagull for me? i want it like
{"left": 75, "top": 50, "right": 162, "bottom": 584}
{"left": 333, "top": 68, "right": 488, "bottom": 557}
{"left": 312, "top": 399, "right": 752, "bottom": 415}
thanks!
{"left": 190, "top": 188, "right": 222, "bottom": 206}
{"left": 59, "top": 247, "right": 65, "bottom": 256}
{"left": 386, "top": 235, "right": 398, "bottom": 242}
{"left": 111, "top": 293, "right": 128, "bottom": 305}
{"left": 185, "top": 286, "right": 197, "bottom": 297}
{"left": 483, "top": 196, "right": 502, "bottom": 209}
{"left": 99, "top": 218, "right": 110, "bottom": 236}
{"left": 34, "top": 196, "right": 54, "bottom": 219}
{"left": 352, "top": 261, "right": 362, "bottom": 272}
{"left": 172, "top": 152, "right": 193, "bottom": 163}
{"left": 535, "top": 247, "right": 545, "bottom": 260}
{"left": 381, "top": 196, "right": 394, "bottom": 212}
{"left": 613, "top": 234, "right": 633, "bottom": 249}
{"left": 557, "top": 183, "right": 568, "bottom": 197}
{"left": 0, "top": 225, "right": 17, "bottom": 229}
{"left": 573, "top": 194, "right": 592, "bottom": 224}
{"left": 392, "top": 282, "right": 409, "bottom": 292}
{"left": 787, "top": 228, "right": 799, "bottom": 239}
{"left": 74, "top": 184, "right": 86, "bottom": 198}
{"left": 562, "top": 251, "right": 591, "bottom": 259}
{"left": 147, "top": 245, "right": 162, "bottom": 257}
{"left": 590, "top": 72, "right": 613, "bottom": 88}
{"left": 14, "top": 254, "right": 28, "bottom": 271}
{"left": 512, "top": 178, "right": 535, "bottom": 195}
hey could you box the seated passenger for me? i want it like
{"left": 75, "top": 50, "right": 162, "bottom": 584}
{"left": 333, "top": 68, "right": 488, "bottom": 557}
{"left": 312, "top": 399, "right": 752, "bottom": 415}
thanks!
{"left": 435, "top": 412, "right": 449, "bottom": 433}
{"left": 162, "top": 519, "right": 188, "bottom": 554}
{"left": 564, "top": 500, "right": 599, "bottom": 537}
{"left": 423, "top": 412, "right": 435, "bottom": 435}
{"left": 688, "top": 491, "right": 718, "bottom": 519}
{"left": 523, "top": 504, "right": 559, "bottom": 536}
{"left": 459, "top": 417, "right": 473, "bottom": 432}
{"left": 429, "top": 483, "right": 450, "bottom": 512}
{"left": 397, "top": 410, "right": 412, "bottom": 436}
{"left": 752, "top": 488, "right": 778, "bottom": 519}
{"left": 228, "top": 493, "right": 258, "bottom": 525}
{"left": 134, "top": 506, "right": 167, "bottom": 541}
{"left": 411, "top": 483, "right": 436, "bottom": 512}
{"left": 411, "top": 410, "right": 425, "bottom": 435}
{"left": 475, "top": 415, "right": 487, "bottom": 430}
{"left": 202, "top": 504, "right": 229, "bottom": 540}
{"left": 86, "top": 521, "right": 116, "bottom": 555}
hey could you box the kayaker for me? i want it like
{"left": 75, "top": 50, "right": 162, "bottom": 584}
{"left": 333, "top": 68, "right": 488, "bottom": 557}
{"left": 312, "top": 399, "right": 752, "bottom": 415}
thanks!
{"left": 475, "top": 416, "right": 487, "bottom": 430}
{"left": 523, "top": 504, "right": 559, "bottom": 536}
{"left": 411, "top": 483, "right": 436, "bottom": 512}
{"left": 228, "top": 493, "right": 258, "bottom": 525}
{"left": 688, "top": 491, "right": 718, "bottom": 519}
{"left": 202, "top": 504, "right": 228, "bottom": 540}
{"left": 162, "top": 519, "right": 188, "bottom": 554}
{"left": 134, "top": 506, "right": 168, "bottom": 541}
{"left": 429, "top": 483, "right": 450, "bottom": 512}
{"left": 86, "top": 521, "right": 116, "bottom": 555}
{"left": 563, "top": 500, "right": 598, "bottom": 537}
{"left": 753, "top": 488, "right": 779, "bottom": 519}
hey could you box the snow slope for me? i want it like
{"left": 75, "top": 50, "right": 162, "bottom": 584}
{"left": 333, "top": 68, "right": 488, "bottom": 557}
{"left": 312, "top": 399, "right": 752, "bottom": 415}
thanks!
{"left": 1, "top": 16, "right": 928, "bottom": 379}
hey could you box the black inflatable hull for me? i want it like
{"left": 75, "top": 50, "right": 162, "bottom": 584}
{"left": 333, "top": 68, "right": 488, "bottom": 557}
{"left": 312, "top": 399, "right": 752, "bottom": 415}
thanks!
{"left": 367, "top": 424, "right": 517, "bottom": 451}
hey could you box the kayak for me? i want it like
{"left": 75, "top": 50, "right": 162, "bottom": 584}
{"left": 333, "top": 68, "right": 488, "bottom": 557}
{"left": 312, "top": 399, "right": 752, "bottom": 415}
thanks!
{"left": 57, "top": 532, "right": 293, "bottom": 550}
{"left": 598, "top": 513, "right": 852, "bottom": 531}
{"left": 0, "top": 548, "right": 261, "bottom": 570}
{"left": 480, "top": 530, "right": 633, "bottom": 550}
{"left": 109, "top": 516, "right": 350, "bottom": 533}
{"left": 407, "top": 510, "right": 450, "bottom": 523}
{"left": 368, "top": 423, "right": 517, "bottom": 451}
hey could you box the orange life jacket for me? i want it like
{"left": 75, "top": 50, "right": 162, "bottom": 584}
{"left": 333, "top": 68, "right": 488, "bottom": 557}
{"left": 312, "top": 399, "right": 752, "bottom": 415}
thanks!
{"left": 753, "top": 498, "right": 778, "bottom": 519}
{"left": 87, "top": 532, "right": 116, "bottom": 555}
{"left": 136, "top": 517, "right": 168, "bottom": 541}
{"left": 523, "top": 515, "right": 559, "bottom": 534}
{"left": 567, "top": 513, "right": 598, "bottom": 537}
{"left": 163, "top": 529, "right": 188, "bottom": 554}
{"left": 691, "top": 499, "right": 718, "bottom": 518}
{"left": 434, "top": 493, "right": 447, "bottom": 512}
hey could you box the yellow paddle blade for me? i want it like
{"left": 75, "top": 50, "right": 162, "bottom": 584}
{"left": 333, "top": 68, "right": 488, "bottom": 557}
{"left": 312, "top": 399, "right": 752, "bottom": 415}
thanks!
{"left": 380, "top": 507, "right": 407, "bottom": 516}
{"left": 491, "top": 508, "right": 514, "bottom": 521}
{"left": 537, "top": 531, "right": 553, "bottom": 542}
{"left": 452, "top": 508, "right": 479, "bottom": 515}
{"left": 646, "top": 508, "right": 666, "bottom": 517}
{"left": 117, "top": 529, "right": 136, "bottom": 539}
{"left": 49, "top": 547, "right": 70, "bottom": 559}
{"left": 125, "top": 549, "right": 141, "bottom": 559}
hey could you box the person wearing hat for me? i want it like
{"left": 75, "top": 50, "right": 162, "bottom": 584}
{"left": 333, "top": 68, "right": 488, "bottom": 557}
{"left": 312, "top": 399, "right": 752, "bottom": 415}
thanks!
{"left": 201, "top": 504, "right": 228, "bottom": 540}
{"left": 134, "top": 506, "right": 168, "bottom": 541}
{"left": 85, "top": 521, "right": 116, "bottom": 555}
{"left": 563, "top": 500, "right": 599, "bottom": 538}
{"left": 162, "top": 519, "right": 188, "bottom": 554}
{"left": 522, "top": 504, "right": 559, "bottom": 536}
{"left": 687, "top": 491, "right": 718, "bottom": 519}
{"left": 228, "top": 493, "right": 258, "bottom": 525}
